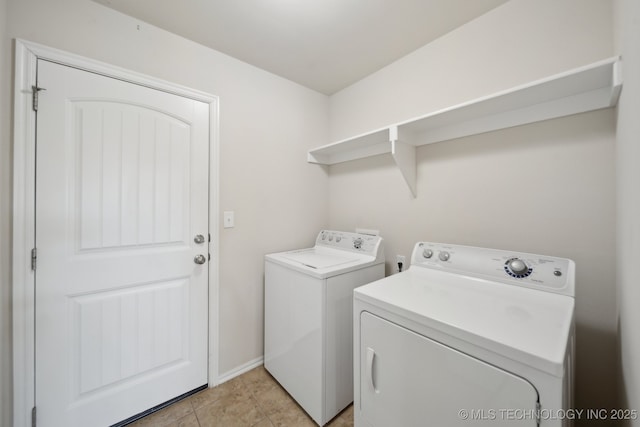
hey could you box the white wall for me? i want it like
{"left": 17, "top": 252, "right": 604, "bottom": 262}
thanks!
{"left": 327, "top": 0, "right": 618, "bottom": 419}
{"left": 615, "top": 0, "right": 640, "bottom": 423}
{"left": 329, "top": 0, "right": 613, "bottom": 141}
{"left": 1, "top": 0, "right": 630, "bottom": 425}
{"left": 0, "top": 0, "right": 12, "bottom": 424}
{"left": 0, "top": 0, "right": 329, "bottom": 421}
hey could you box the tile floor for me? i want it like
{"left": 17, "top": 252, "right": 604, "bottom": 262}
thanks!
{"left": 129, "top": 365, "right": 354, "bottom": 427}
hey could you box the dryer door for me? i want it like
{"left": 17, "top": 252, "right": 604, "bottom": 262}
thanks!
{"left": 359, "top": 312, "right": 539, "bottom": 426}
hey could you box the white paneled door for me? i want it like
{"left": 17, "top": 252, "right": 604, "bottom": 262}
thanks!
{"left": 35, "top": 60, "right": 210, "bottom": 427}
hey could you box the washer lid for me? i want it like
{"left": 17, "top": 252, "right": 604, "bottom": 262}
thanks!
{"left": 266, "top": 247, "right": 381, "bottom": 279}
{"left": 281, "top": 249, "right": 356, "bottom": 269}
{"left": 354, "top": 267, "right": 574, "bottom": 377}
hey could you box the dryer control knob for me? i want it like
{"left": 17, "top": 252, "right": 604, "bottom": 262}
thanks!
{"left": 507, "top": 259, "right": 528, "bottom": 275}
{"left": 422, "top": 249, "right": 433, "bottom": 259}
{"left": 438, "top": 251, "right": 450, "bottom": 262}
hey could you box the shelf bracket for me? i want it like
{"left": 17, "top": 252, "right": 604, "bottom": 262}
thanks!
{"left": 610, "top": 59, "right": 623, "bottom": 106}
{"left": 389, "top": 126, "right": 417, "bottom": 198}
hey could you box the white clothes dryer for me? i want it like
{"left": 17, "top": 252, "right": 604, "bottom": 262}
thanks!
{"left": 354, "top": 242, "right": 575, "bottom": 427}
{"left": 265, "top": 230, "right": 385, "bottom": 426}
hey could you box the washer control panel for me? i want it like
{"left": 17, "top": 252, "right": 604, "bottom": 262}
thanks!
{"left": 411, "top": 242, "right": 575, "bottom": 297}
{"left": 316, "top": 230, "right": 383, "bottom": 256}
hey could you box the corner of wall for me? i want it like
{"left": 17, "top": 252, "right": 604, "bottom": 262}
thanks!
{"left": 0, "top": 0, "right": 13, "bottom": 423}
{"left": 615, "top": 0, "right": 640, "bottom": 422}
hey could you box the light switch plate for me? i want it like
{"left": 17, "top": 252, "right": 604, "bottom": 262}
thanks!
{"left": 223, "top": 211, "right": 235, "bottom": 228}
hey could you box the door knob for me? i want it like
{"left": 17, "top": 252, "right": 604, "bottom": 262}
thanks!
{"left": 194, "top": 234, "right": 205, "bottom": 244}
{"left": 194, "top": 254, "right": 206, "bottom": 265}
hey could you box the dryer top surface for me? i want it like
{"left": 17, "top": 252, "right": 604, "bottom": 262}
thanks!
{"left": 355, "top": 265, "right": 574, "bottom": 377}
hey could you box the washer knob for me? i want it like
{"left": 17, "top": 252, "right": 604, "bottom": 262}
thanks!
{"left": 353, "top": 237, "right": 363, "bottom": 249}
{"left": 422, "top": 249, "right": 433, "bottom": 259}
{"left": 438, "top": 251, "right": 450, "bottom": 262}
{"left": 507, "top": 259, "right": 528, "bottom": 275}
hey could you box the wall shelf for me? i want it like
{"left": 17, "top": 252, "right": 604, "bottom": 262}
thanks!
{"left": 308, "top": 56, "right": 622, "bottom": 197}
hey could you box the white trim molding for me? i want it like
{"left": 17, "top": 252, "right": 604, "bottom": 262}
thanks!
{"left": 217, "top": 357, "right": 265, "bottom": 385}
{"left": 12, "top": 38, "right": 38, "bottom": 427}
{"left": 12, "top": 39, "right": 221, "bottom": 426}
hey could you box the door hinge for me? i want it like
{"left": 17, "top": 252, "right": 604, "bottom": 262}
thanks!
{"left": 31, "top": 248, "right": 37, "bottom": 271}
{"left": 32, "top": 86, "right": 46, "bottom": 112}
{"left": 31, "top": 406, "right": 36, "bottom": 427}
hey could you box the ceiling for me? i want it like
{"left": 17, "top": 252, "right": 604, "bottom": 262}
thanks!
{"left": 92, "top": 0, "right": 509, "bottom": 95}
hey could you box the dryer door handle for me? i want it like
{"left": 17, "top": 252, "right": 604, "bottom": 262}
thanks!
{"left": 366, "top": 347, "right": 378, "bottom": 393}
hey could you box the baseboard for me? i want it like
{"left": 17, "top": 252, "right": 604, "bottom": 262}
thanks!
{"left": 216, "top": 356, "right": 264, "bottom": 385}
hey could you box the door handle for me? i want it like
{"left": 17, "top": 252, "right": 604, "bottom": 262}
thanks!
{"left": 194, "top": 254, "right": 206, "bottom": 265}
{"left": 194, "top": 234, "right": 206, "bottom": 244}
{"left": 366, "top": 347, "right": 378, "bottom": 393}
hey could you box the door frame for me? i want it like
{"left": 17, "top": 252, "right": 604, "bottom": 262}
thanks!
{"left": 12, "top": 39, "right": 220, "bottom": 427}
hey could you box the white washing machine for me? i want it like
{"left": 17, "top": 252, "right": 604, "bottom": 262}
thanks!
{"left": 354, "top": 242, "right": 575, "bottom": 427}
{"left": 265, "top": 230, "right": 385, "bottom": 426}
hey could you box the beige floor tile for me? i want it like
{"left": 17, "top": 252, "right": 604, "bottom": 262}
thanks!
{"left": 218, "top": 376, "right": 254, "bottom": 400}
{"left": 130, "top": 399, "right": 194, "bottom": 427}
{"left": 189, "top": 386, "right": 225, "bottom": 411}
{"left": 268, "top": 411, "right": 316, "bottom": 427}
{"left": 195, "top": 395, "right": 266, "bottom": 427}
{"left": 252, "top": 418, "right": 275, "bottom": 427}
{"left": 266, "top": 398, "right": 316, "bottom": 427}
{"left": 241, "top": 366, "right": 272, "bottom": 385}
{"left": 243, "top": 367, "right": 279, "bottom": 397}
{"left": 169, "top": 412, "right": 200, "bottom": 427}
{"left": 190, "top": 376, "right": 252, "bottom": 410}
{"left": 253, "top": 383, "right": 294, "bottom": 416}
{"left": 127, "top": 365, "right": 354, "bottom": 427}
